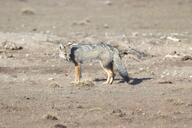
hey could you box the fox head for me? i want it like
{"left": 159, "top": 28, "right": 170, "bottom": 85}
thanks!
{"left": 59, "top": 42, "right": 73, "bottom": 61}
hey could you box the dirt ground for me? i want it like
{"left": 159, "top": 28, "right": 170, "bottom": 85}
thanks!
{"left": 0, "top": 0, "right": 192, "bottom": 128}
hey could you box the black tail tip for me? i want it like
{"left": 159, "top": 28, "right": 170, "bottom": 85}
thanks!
{"left": 124, "top": 77, "right": 130, "bottom": 83}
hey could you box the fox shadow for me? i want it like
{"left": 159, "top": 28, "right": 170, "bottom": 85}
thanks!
{"left": 94, "top": 77, "right": 152, "bottom": 86}
{"left": 127, "top": 77, "right": 152, "bottom": 86}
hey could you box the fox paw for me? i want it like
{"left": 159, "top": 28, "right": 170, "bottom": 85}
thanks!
{"left": 102, "top": 81, "right": 110, "bottom": 85}
{"left": 70, "top": 81, "right": 80, "bottom": 84}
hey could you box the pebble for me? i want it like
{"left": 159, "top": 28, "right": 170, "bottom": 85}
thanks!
{"left": 104, "top": 0, "right": 112, "bottom": 6}
{"left": 53, "top": 124, "right": 67, "bottom": 128}
{"left": 103, "top": 24, "right": 109, "bottom": 29}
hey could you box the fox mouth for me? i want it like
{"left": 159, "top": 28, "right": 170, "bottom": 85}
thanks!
{"left": 59, "top": 52, "right": 65, "bottom": 59}
{"left": 59, "top": 53, "right": 71, "bottom": 61}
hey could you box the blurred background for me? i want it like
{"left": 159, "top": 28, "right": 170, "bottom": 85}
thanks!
{"left": 0, "top": 0, "right": 192, "bottom": 36}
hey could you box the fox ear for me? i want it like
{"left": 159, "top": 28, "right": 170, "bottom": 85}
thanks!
{"left": 67, "top": 41, "right": 73, "bottom": 46}
{"left": 59, "top": 43, "right": 64, "bottom": 49}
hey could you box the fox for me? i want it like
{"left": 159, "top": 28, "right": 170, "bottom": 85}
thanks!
{"left": 59, "top": 42, "right": 130, "bottom": 84}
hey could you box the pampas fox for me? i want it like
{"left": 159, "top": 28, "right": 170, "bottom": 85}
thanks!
{"left": 59, "top": 42, "right": 130, "bottom": 84}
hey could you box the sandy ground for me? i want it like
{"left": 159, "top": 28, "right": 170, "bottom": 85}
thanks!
{"left": 0, "top": 0, "right": 192, "bottom": 128}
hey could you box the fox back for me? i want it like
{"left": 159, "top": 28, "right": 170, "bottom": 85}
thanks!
{"left": 59, "top": 42, "right": 118, "bottom": 64}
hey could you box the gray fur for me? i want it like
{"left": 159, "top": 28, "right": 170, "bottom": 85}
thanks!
{"left": 59, "top": 42, "right": 130, "bottom": 83}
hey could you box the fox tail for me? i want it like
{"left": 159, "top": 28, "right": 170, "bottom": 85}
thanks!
{"left": 113, "top": 49, "right": 130, "bottom": 83}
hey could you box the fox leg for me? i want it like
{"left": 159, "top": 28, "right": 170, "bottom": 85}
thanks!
{"left": 105, "top": 70, "right": 111, "bottom": 84}
{"left": 100, "top": 62, "right": 109, "bottom": 84}
{"left": 100, "top": 62, "right": 114, "bottom": 84}
{"left": 75, "top": 63, "right": 81, "bottom": 83}
{"left": 103, "top": 68, "right": 110, "bottom": 84}
{"left": 108, "top": 69, "right": 114, "bottom": 84}
{"left": 105, "top": 68, "right": 114, "bottom": 84}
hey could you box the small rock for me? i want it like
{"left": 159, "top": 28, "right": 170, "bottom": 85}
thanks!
{"left": 72, "top": 18, "right": 91, "bottom": 26}
{"left": 48, "top": 78, "right": 54, "bottom": 81}
{"left": 85, "top": 18, "right": 91, "bottom": 23}
{"left": 71, "top": 22, "right": 78, "bottom": 26}
{"left": 181, "top": 55, "right": 192, "bottom": 61}
{"left": 103, "top": 24, "right": 109, "bottom": 29}
{"left": 158, "top": 81, "right": 173, "bottom": 84}
{"left": 160, "top": 35, "right": 167, "bottom": 40}
{"left": 1, "top": 41, "right": 23, "bottom": 50}
{"left": 79, "top": 21, "right": 86, "bottom": 26}
{"left": 167, "top": 36, "right": 181, "bottom": 42}
{"left": 76, "top": 105, "right": 83, "bottom": 109}
{"left": 32, "top": 28, "right": 37, "bottom": 31}
{"left": 104, "top": 0, "right": 112, "bottom": 6}
{"left": 44, "top": 114, "right": 58, "bottom": 120}
{"left": 164, "top": 54, "right": 180, "bottom": 59}
{"left": 49, "top": 82, "right": 61, "bottom": 88}
{"left": 21, "top": 8, "right": 35, "bottom": 15}
{"left": 186, "top": 103, "right": 192, "bottom": 107}
{"left": 25, "top": 54, "right": 29, "bottom": 57}
{"left": 6, "top": 54, "right": 14, "bottom": 58}
{"left": 112, "top": 109, "right": 126, "bottom": 117}
{"left": 52, "top": 124, "right": 67, "bottom": 128}
{"left": 132, "top": 32, "right": 139, "bottom": 37}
